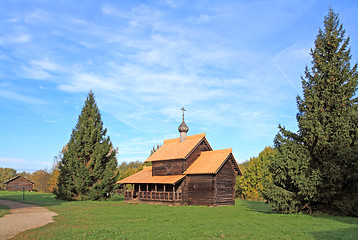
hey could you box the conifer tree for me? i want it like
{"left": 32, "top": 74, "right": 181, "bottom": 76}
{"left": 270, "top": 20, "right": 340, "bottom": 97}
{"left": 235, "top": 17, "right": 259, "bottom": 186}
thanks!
{"left": 56, "top": 91, "right": 118, "bottom": 200}
{"left": 265, "top": 9, "right": 358, "bottom": 215}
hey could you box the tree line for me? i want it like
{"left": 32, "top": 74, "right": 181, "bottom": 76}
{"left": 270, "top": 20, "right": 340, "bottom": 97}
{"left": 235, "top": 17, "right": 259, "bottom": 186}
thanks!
{"left": 0, "top": 160, "right": 146, "bottom": 194}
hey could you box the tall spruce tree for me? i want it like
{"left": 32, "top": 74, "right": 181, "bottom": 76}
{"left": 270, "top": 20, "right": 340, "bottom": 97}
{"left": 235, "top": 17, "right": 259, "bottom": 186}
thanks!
{"left": 56, "top": 91, "right": 118, "bottom": 200}
{"left": 264, "top": 9, "right": 358, "bottom": 215}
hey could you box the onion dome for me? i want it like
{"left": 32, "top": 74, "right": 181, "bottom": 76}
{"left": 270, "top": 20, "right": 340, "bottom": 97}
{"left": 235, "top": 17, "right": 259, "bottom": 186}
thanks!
{"left": 178, "top": 120, "right": 189, "bottom": 133}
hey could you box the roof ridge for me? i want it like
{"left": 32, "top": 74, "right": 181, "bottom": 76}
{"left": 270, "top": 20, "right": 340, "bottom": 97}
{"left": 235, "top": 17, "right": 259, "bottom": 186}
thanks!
{"left": 4, "top": 175, "right": 34, "bottom": 184}
{"left": 201, "top": 148, "right": 232, "bottom": 154}
{"left": 164, "top": 133, "right": 205, "bottom": 143}
{"left": 146, "top": 133, "right": 208, "bottom": 162}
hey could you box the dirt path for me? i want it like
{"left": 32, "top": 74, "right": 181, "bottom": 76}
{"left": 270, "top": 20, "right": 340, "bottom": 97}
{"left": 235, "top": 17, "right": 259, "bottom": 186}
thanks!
{"left": 0, "top": 200, "right": 57, "bottom": 240}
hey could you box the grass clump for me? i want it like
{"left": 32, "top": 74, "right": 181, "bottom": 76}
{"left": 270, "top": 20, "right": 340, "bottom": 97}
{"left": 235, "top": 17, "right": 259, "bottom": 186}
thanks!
{"left": 1, "top": 191, "right": 358, "bottom": 239}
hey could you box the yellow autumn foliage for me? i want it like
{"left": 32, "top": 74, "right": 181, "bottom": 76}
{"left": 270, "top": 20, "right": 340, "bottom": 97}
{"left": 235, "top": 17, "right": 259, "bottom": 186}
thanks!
{"left": 236, "top": 146, "right": 275, "bottom": 200}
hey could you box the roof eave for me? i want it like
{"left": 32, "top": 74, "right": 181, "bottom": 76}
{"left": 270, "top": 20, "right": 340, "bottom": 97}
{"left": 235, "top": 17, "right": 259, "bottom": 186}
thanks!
{"left": 146, "top": 158, "right": 184, "bottom": 163}
{"left": 185, "top": 172, "right": 215, "bottom": 175}
{"left": 116, "top": 175, "right": 185, "bottom": 185}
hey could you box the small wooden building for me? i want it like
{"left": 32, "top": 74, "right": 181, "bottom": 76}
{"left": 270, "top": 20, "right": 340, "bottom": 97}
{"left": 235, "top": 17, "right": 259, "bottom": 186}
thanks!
{"left": 4, "top": 175, "right": 34, "bottom": 191}
{"left": 117, "top": 115, "right": 242, "bottom": 206}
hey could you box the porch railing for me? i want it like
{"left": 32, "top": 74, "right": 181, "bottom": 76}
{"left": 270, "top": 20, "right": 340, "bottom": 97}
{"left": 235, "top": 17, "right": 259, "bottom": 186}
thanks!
{"left": 124, "top": 190, "right": 181, "bottom": 202}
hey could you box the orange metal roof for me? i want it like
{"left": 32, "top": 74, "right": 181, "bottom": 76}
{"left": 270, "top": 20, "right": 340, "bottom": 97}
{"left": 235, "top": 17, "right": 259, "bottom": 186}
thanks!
{"left": 184, "top": 148, "right": 239, "bottom": 175}
{"left": 145, "top": 133, "right": 209, "bottom": 162}
{"left": 116, "top": 167, "right": 185, "bottom": 185}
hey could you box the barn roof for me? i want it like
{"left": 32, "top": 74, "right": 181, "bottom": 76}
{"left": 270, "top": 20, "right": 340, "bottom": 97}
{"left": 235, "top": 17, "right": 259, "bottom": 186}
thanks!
{"left": 4, "top": 175, "right": 34, "bottom": 184}
{"left": 184, "top": 148, "right": 241, "bottom": 175}
{"left": 116, "top": 166, "right": 185, "bottom": 185}
{"left": 145, "top": 133, "right": 212, "bottom": 162}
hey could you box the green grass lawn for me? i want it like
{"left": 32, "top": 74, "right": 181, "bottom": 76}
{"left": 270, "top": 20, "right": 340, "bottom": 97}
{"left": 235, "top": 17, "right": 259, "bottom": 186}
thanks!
{"left": 0, "top": 204, "right": 10, "bottom": 218}
{"left": 0, "top": 191, "right": 357, "bottom": 240}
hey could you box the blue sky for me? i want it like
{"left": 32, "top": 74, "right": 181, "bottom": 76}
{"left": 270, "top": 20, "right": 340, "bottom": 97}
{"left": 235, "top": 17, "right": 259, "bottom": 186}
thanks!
{"left": 1, "top": 0, "right": 357, "bottom": 172}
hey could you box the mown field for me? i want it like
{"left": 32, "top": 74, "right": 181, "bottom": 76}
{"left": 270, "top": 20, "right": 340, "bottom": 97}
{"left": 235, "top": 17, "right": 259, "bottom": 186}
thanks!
{"left": 0, "top": 191, "right": 357, "bottom": 240}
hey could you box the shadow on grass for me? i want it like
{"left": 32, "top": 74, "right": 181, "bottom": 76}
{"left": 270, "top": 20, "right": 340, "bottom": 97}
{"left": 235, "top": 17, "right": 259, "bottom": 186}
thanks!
{"left": 238, "top": 199, "right": 358, "bottom": 239}
{"left": 311, "top": 224, "right": 358, "bottom": 240}
{"left": 238, "top": 199, "right": 277, "bottom": 214}
{"left": 0, "top": 191, "right": 125, "bottom": 209}
{"left": 0, "top": 191, "right": 66, "bottom": 207}
{"left": 312, "top": 226, "right": 358, "bottom": 240}
{"left": 310, "top": 214, "right": 358, "bottom": 240}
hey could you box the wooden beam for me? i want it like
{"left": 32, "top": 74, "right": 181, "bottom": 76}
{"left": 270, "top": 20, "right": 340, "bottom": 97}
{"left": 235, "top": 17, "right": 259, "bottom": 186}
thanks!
{"left": 173, "top": 184, "right": 175, "bottom": 201}
{"left": 131, "top": 184, "right": 134, "bottom": 199}
{"left": 213, "top": 175, "right": 217, "bottom": 207}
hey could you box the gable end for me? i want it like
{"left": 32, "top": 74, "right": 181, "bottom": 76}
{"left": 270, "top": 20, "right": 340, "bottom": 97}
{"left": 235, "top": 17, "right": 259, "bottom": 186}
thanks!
{"left": 184, "top": 137, "right": 212, "bottom": 170}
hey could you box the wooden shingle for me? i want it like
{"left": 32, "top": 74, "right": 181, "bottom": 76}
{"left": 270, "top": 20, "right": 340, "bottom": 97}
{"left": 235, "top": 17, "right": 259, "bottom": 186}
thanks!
{"left": 145, "top": 133, "right": 211, "bottom": 162}
{"left": 184, "top": 149, "right": 240, "bottom": 175}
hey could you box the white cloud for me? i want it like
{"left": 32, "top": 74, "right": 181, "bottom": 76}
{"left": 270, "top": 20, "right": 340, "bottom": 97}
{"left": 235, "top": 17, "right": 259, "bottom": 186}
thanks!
{"left": 79, "top": 41, "right": 93, "bottom": 48}
{"left": 274, "top": 44, "right": 311, "bottom": 64}
{"left": 115, "top": 136, "right": 165, "bottom": 163}
{"left": 24, "top": 9, "right": 53, "bottom": 23}
{"left": 11, "top": 33, "right": 31, "bottom": 43}
{"left": 22, "top": 58, "right": 64, "bottom": 80}
{"left": 101, "top": 3, "right": 163, "bottom": 27}
{"left": 0, "top": 89, "right": 46, "bottom": 105}
{"left": 31, "top": 59, "right": 62, "bottom": 72}
{"left": 58, "top": 72, "right": 124, "bottom": 93}
{"left": 20, "top": 59, "right": 65, "bottom": 80}
{"left": 0, "top": 32, "right": 32, "bottom": 44}
{"left": 6, "top": 17, "right": 21, "bottom": 23}
{"left": 21, "top": 66, "right": 51, "bottom": 80}
{"left": 101, "top": 4, "right": 117, "bottom": 15}
{"left": 161, "top": 0, "right": 183, "bottom": 8}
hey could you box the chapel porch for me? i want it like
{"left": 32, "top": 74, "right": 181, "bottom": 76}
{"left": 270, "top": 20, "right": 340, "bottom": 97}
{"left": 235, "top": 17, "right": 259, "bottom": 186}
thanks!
{"left": 116, "top": 166, "right": 185, "bottom": 204}
{"left": 123, "top": 183, "right": 182, "bottom": 202}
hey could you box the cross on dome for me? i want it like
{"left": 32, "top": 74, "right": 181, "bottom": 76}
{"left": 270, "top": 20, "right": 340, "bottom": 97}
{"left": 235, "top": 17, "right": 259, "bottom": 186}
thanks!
{"left": 181, "top": 107, "right": 186, "bottom": 121}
